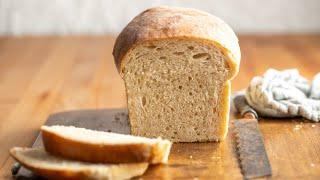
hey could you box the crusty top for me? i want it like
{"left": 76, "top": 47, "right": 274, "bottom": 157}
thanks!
{"left": 113, "top": 6, "right": 241, "bottom": 79}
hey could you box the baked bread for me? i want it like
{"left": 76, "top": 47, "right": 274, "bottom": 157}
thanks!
{"left": 41, "top": 125, "right": 172, "bottom": 164}
{"left": 113, "top": 6, "right": 241, "bottom": 142}
{"left": 10, "top": 147, "right": 148, "bottom": 180}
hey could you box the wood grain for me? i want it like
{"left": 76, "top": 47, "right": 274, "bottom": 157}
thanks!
{"left": 0, "top": 35, "right": 319, "bottom": 179}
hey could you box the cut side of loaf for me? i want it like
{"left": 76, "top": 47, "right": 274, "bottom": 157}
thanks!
{"left": 124, "top": 39, "right": 231, "bottom": 142}
{"left": 113, "top": 6, "right": 240, "bottom": 142}
{"left": 41, "top": 125, "right": 172, "bottom": 164}
{"left": 10, "top": 147, "right": 148, "bottom": 180}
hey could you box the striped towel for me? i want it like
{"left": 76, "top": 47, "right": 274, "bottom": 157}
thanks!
{"left": 245, "top": 69, "right": 320, "bottom": 122}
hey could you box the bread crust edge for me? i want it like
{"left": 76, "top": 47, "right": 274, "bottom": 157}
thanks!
{"left": 218, "top": 81, "right": 231, "bottom": 141}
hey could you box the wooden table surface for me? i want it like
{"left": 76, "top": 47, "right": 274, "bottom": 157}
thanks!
{"left": 0, "top": 35, "right": 319, "bottom": 179}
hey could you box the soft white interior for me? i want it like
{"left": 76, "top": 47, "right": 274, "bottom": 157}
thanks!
{"left": 123, "top": 39, "right": 230, "bottom": 142}
{"left": 42, "top": 125, "right": 167, "bottom": 144}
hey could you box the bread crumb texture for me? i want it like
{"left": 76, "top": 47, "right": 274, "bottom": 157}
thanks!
{"left": 124, "top": 39, "right": 230, "bottom": 142}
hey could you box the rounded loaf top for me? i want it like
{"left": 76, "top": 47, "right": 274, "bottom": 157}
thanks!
{"left": 113, "top": 6, "right": 241, "bottom": 79}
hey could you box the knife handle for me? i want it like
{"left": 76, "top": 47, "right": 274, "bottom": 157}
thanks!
{"left": 233, "top": 94, "right": 258, "bottom": 119}
{"left": 11, "top": 163, "right": 21, "bottom": 175}
{"left": 243, "top": 112, "right": 257, "bottom": 119}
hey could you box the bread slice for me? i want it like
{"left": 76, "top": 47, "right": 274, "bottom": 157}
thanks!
{"left": 113, "top": 6, "right": 240, "bottom": 142}
{"left": 41, "top": 125, "right": 172, "bottom": 164}
{"left": 10, "top": 147, "right": 148, "bottom": 180}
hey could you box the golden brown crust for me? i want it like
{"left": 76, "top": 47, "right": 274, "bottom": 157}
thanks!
{"left": 218, "top": 81, "right": 231, "bottom": 140}
{"left": 113, "top": 6, "right": 240, "bottom": 79}
{"left": 41, "top": 127, "right": 169, "bottom": 164}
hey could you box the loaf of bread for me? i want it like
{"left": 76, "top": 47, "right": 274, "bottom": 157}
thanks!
{"left": 10, "top": 147, "right": 148, "bottom": 180}
{"left": 41, "top": 125, "right": 172, "bottom": 164}
{"left": 113, "top": 6, "right": 241, "bottom": 142}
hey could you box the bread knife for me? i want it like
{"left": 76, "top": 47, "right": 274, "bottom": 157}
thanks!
{"left": 233, "top": 94, "right": 272, "bottom": 179}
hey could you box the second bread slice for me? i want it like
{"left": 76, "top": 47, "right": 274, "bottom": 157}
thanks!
{"left": 41, "top": 125, "right": 172, "bottom": 164}
{"left": 10, "top": 147, "right": 148, "bottom": 180}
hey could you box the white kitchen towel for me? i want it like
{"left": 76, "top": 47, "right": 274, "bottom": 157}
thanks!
{"left": 245, "top": 69, "right": 320, "bottom": 122}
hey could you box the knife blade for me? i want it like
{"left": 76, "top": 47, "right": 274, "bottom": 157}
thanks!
{"left": 233, "top": 94, "right": 272, "bottom": 179}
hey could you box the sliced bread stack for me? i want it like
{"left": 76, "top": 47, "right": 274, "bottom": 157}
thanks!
{"left": 10, "top": 125, "right": 172, "bottom": 179}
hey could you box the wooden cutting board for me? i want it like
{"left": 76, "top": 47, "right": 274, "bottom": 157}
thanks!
{"left": 15, "top": 108, "right": 241, "bottom": 179}
{"left": 14, "top": 107, "right": 320, "bottom": 179}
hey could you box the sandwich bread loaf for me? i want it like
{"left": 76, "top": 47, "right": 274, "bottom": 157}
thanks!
{"left": 113, "top": 6, "right": 241, "bottom": 142}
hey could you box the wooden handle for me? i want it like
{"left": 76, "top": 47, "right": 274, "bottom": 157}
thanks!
{"left": 243, "top": 112, "right": 257, "bottom": 119}
{"left": 233, "top": 94, "right": 258, "bottom": 119}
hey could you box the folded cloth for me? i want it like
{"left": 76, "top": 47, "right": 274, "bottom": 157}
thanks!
{"left": 245, "top": 69, "right": 320, "bottom": 122}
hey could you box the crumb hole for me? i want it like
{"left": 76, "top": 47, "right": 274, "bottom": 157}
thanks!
{"left": 213, "top": 107, "right": 217, "bottom": 113}
{"left": 142, "top": 96, "right": 147, "bottom": 106}
{"left": 189, "top": 92, "right": 193, "bottom": 96}
{"left": 170, "top": 107, "right": 175, "bottom": 112}
{"left": 200, "top": 61, "right": 210, "bottom": 65}
{"left": 121, "top": 68, "right": 125, "bottom": 74}
{"left": 173, "top": 131, "right": 178, "bottom": 135}
{"left": 188, "top": 46, "right": 194, "bottom": 50}
{"left": 173, "top": 52, "right": 184, "bottom": 55}
{"left": 165, "top": 127, "right": 170, "bottom": 131}
{"left": 178, "top": 85, "right": 182, "bottom": 90}
{"left": 146, "top": 45, "right": 156, "bottom": 49}
{"left": 195, "top": 112, "right": 198, "bottom": 116}
{"left": 188, "top": 76, "right": 192, "bottom": 81}
{"left": 193, "top": 53, "right": 210, "bottom": 59}
{"left": 199, "top": 85, "right": 203, "bottom": 88}
{"left": 156, "top": 47, "right": 163, "bottom": 51}
{"left": 159, "top": 56, "right": 167, "bottom": 60}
